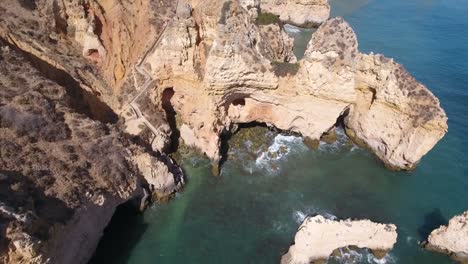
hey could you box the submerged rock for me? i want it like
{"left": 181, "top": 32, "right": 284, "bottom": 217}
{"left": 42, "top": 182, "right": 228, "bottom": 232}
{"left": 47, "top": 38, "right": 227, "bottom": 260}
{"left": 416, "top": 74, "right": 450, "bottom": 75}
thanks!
{"left": 425, "top": 211, "right": 468, "bottom": 264}
{"left": 281, "top": 215, "right": 398, "bottom": 264}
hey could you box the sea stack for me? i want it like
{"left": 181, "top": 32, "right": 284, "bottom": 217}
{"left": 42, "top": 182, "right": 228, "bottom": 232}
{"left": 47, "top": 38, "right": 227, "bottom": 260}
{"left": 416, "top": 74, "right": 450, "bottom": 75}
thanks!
{"left": 281, "top": 215, "right": 398, "bottom": 264}
{"left": 425, "top": 211, "right": 468, "bottom": 264}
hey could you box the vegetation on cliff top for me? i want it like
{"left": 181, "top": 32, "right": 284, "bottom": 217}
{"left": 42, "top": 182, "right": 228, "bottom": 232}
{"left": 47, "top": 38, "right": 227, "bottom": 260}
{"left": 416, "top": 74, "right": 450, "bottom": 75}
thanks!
{"left": 256, "top": 12, "right": 281, "bottom": 26}
{"left": 271, "top": 61, "right": 300, "bottom": 77}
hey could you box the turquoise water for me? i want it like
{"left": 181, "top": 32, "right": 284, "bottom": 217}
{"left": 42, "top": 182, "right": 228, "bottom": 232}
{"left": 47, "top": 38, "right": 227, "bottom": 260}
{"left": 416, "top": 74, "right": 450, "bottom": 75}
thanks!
{"left": 91, "top": 0, "right": 468, "bottom": 263}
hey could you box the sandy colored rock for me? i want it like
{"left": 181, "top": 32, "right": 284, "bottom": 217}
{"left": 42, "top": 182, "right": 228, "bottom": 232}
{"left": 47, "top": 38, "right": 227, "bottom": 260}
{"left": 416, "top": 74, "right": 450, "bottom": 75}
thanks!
{"left": 143, "top": 2, "right": 447, "bottom": 170}
{"left": 426, "top": 211, "right": 468, "bottom": 263}
{"left": 281, "top": 215, "right": 398, "bottom": 264}
{"left": 259, "top": 0, "right": 330, "bottom": 27}
{"left": 0, "top": 0, "right": 450, "bottom": 263}
{"left": 132, "top": 153, "right": 184, "bottom": 201}
{"left": 1, "top": 0, "right": 447, "bottom": 171}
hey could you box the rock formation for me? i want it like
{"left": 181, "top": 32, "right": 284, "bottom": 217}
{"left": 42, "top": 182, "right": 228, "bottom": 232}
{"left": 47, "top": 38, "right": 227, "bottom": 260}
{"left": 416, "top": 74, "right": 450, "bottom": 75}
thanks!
{"left": 0, "top": 0, "right": 449, "bottom": 262}
{"left": 140, "top": 0, "right": 447, "bottom": 172}
{"left": 0, "top": 28, "right": 182, "bottom": 264}
{"left": 259, "top": 0, "right": 330, "bottom": 27}
{"left": 425, "top": 211, "right": 468, "bottom": 264}
{"left": 0, "top": 0, "right": 447, "bottom": 173}
{"left": 281, "top": 215, "right": 398, "bottom": 264}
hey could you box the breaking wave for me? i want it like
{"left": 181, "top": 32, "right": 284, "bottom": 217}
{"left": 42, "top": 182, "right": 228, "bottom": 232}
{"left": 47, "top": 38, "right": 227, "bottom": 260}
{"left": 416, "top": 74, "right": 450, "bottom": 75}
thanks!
{"left": 284, "top": 24, "right": 302, "bottom": 34}
{"left": 293, "top": 209, "right": 337, "bottom": 224}
{"left": 330, "top": 247, "right": 397, "bottom": 264}
{"left": 255, "top": 134, "right": 306, "bottom": 174}
{"left": 317, "top": 126, "right": 358, "bottom": 153}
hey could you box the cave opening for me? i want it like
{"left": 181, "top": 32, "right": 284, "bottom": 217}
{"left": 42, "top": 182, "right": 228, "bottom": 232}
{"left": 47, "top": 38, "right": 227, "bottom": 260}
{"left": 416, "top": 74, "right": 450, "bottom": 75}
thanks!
{"left": 319, "top": 107, "right": 351, "bottom": 144}
{"left": 161, "top": 87, "right": 180, "bottom": 153}
{"left": 219, "top": 121, "right": 279, "bottom": 170}
{"left": 88, "top": 199, "right": 147, "bottom": 264}
{"left": 336, "top": 107, "right": 350, "bottom": 128}
{"left": 369, "top": 88, "right": 377, "bottom": 105}
{"left": 232, "top": 98, "right": 246, "bottom": 106}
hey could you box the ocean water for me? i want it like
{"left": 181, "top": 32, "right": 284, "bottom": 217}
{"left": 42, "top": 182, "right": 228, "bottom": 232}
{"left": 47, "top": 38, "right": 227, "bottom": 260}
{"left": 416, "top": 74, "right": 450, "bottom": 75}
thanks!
{"left": 90, "top": 0, "right": 468, "bottom": 263}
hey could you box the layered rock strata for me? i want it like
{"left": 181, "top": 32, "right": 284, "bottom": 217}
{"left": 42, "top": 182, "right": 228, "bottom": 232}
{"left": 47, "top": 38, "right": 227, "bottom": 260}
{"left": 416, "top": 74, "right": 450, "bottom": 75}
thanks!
{"left": 0, "top": 0, "right": 447, "bottom": 173}
{"left": 0, "top": 0, "right": 449, "bottom": 262}
{"left": 425, "top": 211, "right": 468, "bottom": 264}
{"left": 142, "top": 0, "right": 447, "bottom": 172}
{"left": 281, "top": 215, "right": 398, "bottom": 264}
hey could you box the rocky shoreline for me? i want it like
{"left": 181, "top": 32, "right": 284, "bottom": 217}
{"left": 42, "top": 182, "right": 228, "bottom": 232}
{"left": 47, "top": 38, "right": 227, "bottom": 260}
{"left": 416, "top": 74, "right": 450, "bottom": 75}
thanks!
{"left": 0, "top": 0, "right": 452, "bottom": 263}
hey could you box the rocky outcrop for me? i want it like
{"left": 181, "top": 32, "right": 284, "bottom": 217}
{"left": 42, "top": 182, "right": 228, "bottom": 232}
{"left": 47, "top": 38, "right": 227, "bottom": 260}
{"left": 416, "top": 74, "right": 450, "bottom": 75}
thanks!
{"left": 0, "top": 0, "right": 179, "bottom": 154}
{"left": 0, "top": 0, "right": 446, "bottom": 173}
{"left": 0, "top": 0, "right": 450, "bottom": 263}
{"left": 281, "top": 215, "right": 398, "bottom": 264}
{"left": 425, "top": 211, "right": 468, "bottom": 263}
{"left": 0, "top": 38, "right": 182, "bottom": 263}
{"left": 142, "top": 1, "right": 447, "bottom": 172}
{"left": 34, "top": 0, "right": 176, "bottom": 86}
{"left": 259, "top": 0, "right": 330, "bottom": 27}
{"left": 132, "top": 153, "right": 184, "bottom": 202}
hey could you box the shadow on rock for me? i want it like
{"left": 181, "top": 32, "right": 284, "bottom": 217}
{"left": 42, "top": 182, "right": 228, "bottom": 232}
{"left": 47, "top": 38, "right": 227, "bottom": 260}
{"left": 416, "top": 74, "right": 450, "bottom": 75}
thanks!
{"left": 88, "top": 201, "right": 149, "bottom": 264}
{"left": 418, "top": 208, "right": 447, "bottom": 240}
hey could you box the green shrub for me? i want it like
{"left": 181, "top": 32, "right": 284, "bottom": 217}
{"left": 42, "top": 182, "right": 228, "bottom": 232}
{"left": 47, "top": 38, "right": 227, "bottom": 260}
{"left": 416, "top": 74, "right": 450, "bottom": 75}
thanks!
{"left": 271, "top": 61, "right": 300, "bottom": 77}
{"left": 256, "top": 12, "right": 280, "bottom": 25}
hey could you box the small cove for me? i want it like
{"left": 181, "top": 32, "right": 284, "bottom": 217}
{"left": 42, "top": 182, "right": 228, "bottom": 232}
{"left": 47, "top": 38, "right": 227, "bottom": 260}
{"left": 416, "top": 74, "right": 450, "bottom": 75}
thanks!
{"left": 90, "top": 0, "right": 468, "bottom": 263}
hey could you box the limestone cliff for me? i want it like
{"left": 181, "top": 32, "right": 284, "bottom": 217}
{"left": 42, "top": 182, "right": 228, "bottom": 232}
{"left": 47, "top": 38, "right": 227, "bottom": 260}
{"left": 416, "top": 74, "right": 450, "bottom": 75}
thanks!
{"left": 1, "top": 0, "right": 446, "bottom": 172}
{"left": 0, "top": 34, "right": 182, "bottom": 264}
{"left": 0, "top": 0, "right": 449, "bottom": 262}
{"left": 141, "top": 1, "right": 447, "bottom": 172}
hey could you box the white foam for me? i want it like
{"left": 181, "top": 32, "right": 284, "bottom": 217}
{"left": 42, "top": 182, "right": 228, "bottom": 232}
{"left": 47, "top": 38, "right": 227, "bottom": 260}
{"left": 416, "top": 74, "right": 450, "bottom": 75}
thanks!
{"left": 255, "top": 134, "right": 304, "bottom": 173}
{"left": 284, "top": 24, "right": 302, "bottom": 34}
{"left": 322, "top": 212, "right": 338, "bottom": 221}
{"left": 293, "top": 210, "right": 308, "bottom": 224}
{"left": 367, "top": 252, "right": 397, "bottom": 264}
{"left": 330, "top": 248, "right": 397, "bottom": 264}
{"left": 292, "top": 208, "right": 337, "bottom": 224}
{"left": 331, "top": 247, "right": 363, "bottom": 263}
{"left": 317, "top": 126, "right": 358, "bottom": 154}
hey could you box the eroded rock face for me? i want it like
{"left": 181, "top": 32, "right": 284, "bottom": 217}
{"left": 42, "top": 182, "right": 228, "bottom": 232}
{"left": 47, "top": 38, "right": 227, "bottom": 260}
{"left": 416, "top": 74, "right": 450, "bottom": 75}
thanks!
{"left": 281, "top": 215, "right": 398, "bottom": 264}
{"left": 132, "top": 153, "right": 184, "bottom": 202}
{"left": 1, "top": 0, "right": 445, "bottom": 171}
{"left": 143, "top": 1, "right": 447, "bottom": 171}
{"left": 259, "top": 0, "right": 330, "bottom": 27}
{"left": 0, "top": 0, "right": 450, "bottom": 263}
{"left": 0, "top": 41, "right": 180, "bottom": 264}
{"left": 426, "top": 211, "right": 468, "bottom": 263}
